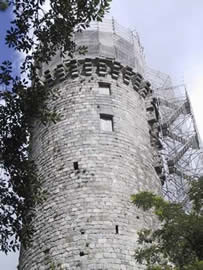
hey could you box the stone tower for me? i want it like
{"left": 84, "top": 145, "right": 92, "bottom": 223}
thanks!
{"left": 19, "top": 20, "right": 162, "bottom": 270}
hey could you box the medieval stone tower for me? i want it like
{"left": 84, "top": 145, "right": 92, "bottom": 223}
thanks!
{"left": 19, "top": 19, "right": 162, "bottom": 270}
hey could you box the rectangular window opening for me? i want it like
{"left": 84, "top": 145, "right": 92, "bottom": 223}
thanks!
{"left": 73, "top": 161, "right": 79, "bottom": 170}
{"left": 98, "top": 82, "right": 111, "bottom": 95}
{"left": 115, "top": 225, "right": 119, "bottom": 234}
{"left": 100, "top": 114, "right": 114, "bottom": 132}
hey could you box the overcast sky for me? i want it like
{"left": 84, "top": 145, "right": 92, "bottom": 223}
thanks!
{"left": 1, "top": 0, "right": 203, "bottom": 268}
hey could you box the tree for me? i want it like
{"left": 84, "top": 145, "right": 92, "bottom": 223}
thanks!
{"left": 0, "top": 0, "right": 111, "bottom": 253}
{"left": 131, "top": 177, "right": 203, "bottom": 270}
{"left": 0, "top": 1, "right": 8, "bottom": 11}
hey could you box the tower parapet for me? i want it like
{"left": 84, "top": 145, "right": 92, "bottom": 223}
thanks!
{"left": 43, "top": 58, "right": 150, "bottom": 98}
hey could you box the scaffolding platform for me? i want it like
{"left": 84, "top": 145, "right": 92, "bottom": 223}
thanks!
{"left": 152, "top": 81, "right": 202, "bottom": 202}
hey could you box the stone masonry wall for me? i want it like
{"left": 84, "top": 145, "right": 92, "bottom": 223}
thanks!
{"left": 19, "top": 58, "right": 162, "bottom": 270}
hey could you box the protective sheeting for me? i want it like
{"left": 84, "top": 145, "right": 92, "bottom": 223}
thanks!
{"left": 74, "top": 18, "right": 146, "bottom": 74}
{"left": 145, "top": 66, "right": 175, "bottom": 99}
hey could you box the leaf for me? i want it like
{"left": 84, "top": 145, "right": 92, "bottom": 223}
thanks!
{"left": 133, "top": 179, "right": 203, "bottom": 269}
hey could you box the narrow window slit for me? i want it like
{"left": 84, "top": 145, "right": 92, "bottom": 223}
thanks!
{"left": 80, "top": 251, "right": 85, "bottom": 257}
{"left": 115, "top": 225, "right": 119, "bottom": 234}
{"left": 73, "top": 162, "right": 79, "bottom": 170}
{"left": 80, "top": 229, "right": 85, "bottom": 235}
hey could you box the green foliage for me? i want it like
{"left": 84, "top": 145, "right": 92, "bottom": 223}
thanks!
{"left": 188, "top": 176, "right": 203, "bottom": 214}
{"left": 0, "top": 0, "right": 111, "bottom": 253}
{"left": 0, "top": 0, "right": 8, "bottom": 11}
{"left": 0, "top": 66, "right": 50, "bottom": 252}
{"left": 132, "top": 178, "right": 203, "bottom": 270}
{"left": 50, "top": 262, "right": 64, "bottom": 270}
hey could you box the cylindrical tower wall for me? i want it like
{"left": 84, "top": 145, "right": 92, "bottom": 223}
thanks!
{"left": 19, "top": 26, "right": 161, "bottom": 270}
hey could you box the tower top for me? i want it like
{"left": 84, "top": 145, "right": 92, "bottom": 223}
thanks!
{"left": 41, "top": 18, "right": 146, "bottom": 76}
{"left": 75, "top": 18, "right": 145, "bottom": 72}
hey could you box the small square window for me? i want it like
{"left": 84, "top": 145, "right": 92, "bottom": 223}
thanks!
{"left": 98, "top": 82, "right": 111, "bottom": 95}
{"left": 100, "top": 114, "right": 114, "bottom": 132}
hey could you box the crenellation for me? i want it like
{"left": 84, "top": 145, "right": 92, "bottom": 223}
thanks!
{"left": 145, "top": 93, "right": 165, "bottom": 183}
{"left": 44, "top": 69, "right": 54, "bottom": 87}
{"left": 70, "top": 59, "right": 79, "bottom": 78}
{"left": 41, "top": 58, "right": 151, "bottom": 101}
{"left": 54, "top": 64, "right": 66, "bottom": 82}
{"left": 97, "top": 59, "right": 108, "bottom": 77}
{"left": 111, "top": 61, "right": 121, "bottom": 80}
{"left": 84, "top": 58, "right": 93, "bottom": 76}
{"left": 122, "top": 66, "right": 133, "bottom": 85}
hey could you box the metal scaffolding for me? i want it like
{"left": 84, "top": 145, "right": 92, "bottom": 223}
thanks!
{"left": 152, "top": 80, "right": 203, "bottom": 202}
{"left": 75, "top": 25, "right": 203, "bottom": 203}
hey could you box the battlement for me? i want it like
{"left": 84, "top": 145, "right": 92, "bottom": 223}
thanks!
{"left": 42, "top": 57, "right": 151, "bottom": 99}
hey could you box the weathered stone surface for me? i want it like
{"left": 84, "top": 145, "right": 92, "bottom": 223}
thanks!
{"left": 18, "top": 58, "right": 161, "bottom": 270}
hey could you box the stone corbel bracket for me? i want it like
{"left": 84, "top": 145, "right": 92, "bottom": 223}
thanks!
{"left": 145, "top": 96, "right": 165, "bottom": 184}
{"left": 42, "top": 57, "right": 151, "bottom": 99}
